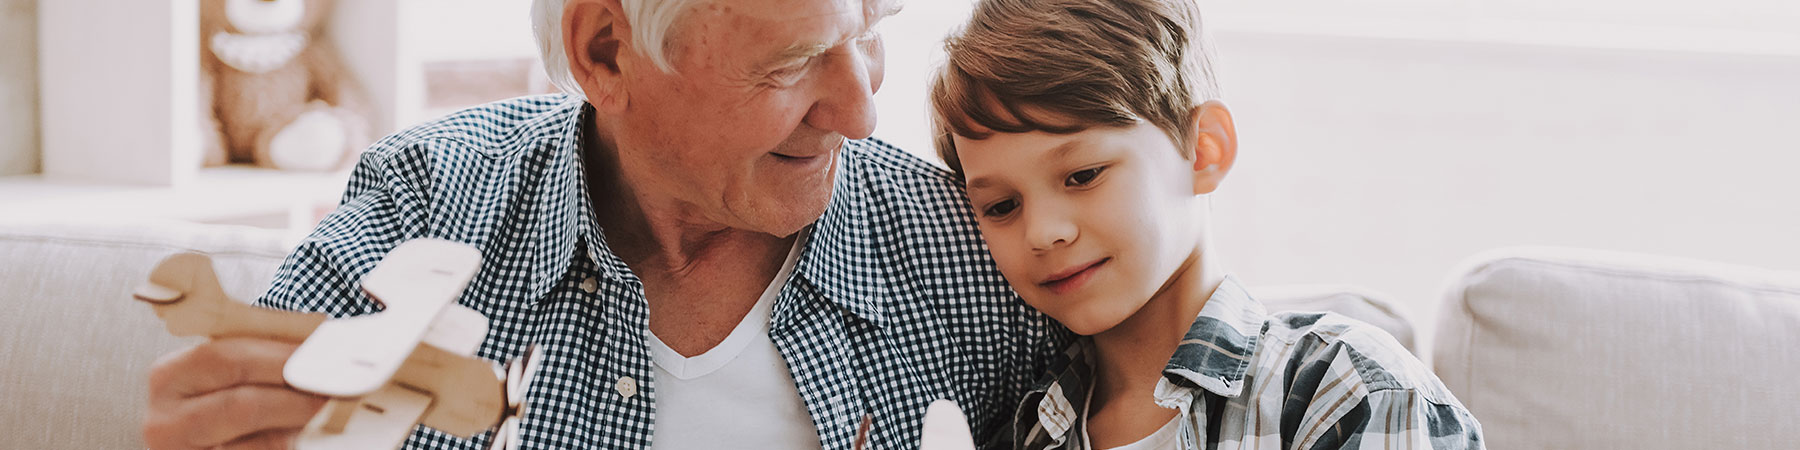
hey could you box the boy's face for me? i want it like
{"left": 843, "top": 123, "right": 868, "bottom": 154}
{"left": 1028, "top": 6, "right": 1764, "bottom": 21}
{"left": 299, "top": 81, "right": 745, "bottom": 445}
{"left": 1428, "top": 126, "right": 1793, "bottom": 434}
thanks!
{"left": 958, "top": 123, "right": 1208, "bottom": 335}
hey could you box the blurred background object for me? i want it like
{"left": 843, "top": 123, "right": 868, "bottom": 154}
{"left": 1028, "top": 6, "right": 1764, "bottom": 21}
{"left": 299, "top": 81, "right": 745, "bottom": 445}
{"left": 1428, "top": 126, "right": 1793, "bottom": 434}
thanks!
{"left": 1, "top": 0, "right": 40, "bottom": 177}
{"left": 199, "top": 0, "right": 374, "bottom": 172}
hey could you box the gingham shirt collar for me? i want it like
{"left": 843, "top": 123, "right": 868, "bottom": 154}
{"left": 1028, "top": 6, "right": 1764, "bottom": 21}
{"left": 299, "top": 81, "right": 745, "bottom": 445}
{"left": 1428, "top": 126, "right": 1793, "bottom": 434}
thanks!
{"left": 786, "top": 158, "right": 897, "bottom": 329}
{"left": 559, "top": 102, "right": 642, "bottom": 287}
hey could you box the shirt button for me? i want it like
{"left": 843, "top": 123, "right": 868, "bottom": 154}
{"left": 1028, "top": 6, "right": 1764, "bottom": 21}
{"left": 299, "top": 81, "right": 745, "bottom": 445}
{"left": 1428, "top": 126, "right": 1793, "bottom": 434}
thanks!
{"left": 616, "top": 376, "right": 638, "bottom": 399}
{"left": 579, "top": 277, "right": 598, "bottom": 294}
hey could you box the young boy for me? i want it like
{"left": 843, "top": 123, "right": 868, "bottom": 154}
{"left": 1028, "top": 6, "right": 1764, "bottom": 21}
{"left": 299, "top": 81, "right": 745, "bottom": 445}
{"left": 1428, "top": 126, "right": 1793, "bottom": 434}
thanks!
{"left": 928, "top": 0, "right": 1484, "bottom": 448}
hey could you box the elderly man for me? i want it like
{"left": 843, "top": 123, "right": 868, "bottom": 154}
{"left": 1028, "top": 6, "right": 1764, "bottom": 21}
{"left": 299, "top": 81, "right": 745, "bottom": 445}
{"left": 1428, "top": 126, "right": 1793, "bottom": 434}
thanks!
{"left": 141, "top": 0, "right": 1064, "bottom": 449}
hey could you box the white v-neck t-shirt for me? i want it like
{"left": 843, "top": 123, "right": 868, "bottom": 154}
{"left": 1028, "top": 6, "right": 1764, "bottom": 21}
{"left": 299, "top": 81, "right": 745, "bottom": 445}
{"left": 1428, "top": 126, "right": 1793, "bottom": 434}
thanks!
{"left": 646, "top": 236, "right": 822, "bottom": 449}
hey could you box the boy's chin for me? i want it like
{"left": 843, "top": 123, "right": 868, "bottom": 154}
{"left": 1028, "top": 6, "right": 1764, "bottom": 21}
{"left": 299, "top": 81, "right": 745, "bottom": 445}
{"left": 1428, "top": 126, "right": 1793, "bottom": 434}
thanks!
{"left": 1035, "top": 297, "right": 1139, "bottom": 336}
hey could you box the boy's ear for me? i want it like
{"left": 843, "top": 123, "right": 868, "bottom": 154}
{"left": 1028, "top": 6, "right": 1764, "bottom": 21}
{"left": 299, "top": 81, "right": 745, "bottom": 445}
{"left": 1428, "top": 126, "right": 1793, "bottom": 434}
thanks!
{"left": 564, "top": 0, "right": 632, "bottom": 113}
{"left": 1187, "top": 100, "right": 1237, "bottom": 195}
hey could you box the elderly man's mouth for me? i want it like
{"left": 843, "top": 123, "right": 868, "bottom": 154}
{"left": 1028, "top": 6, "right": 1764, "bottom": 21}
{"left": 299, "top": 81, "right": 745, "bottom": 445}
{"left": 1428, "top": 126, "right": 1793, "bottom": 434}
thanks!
{"left": 771, "top": 148, "right": 835, "bottom": 162}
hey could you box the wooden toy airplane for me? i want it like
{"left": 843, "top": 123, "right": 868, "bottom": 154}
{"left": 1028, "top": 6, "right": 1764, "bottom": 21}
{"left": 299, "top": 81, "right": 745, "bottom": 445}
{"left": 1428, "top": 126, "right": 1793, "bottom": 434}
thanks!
{"left": 133, "top": 239, "right": 539, "bottom": 450}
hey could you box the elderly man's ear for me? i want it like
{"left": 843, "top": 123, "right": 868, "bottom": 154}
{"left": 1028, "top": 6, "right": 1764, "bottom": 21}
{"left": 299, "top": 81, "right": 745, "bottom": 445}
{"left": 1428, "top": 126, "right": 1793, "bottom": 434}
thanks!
{"left": 1188, "top": 100, "right": 1237, "bottom": 195}
{"left": 564, "top": 0, "right": 632, "bottom": 112}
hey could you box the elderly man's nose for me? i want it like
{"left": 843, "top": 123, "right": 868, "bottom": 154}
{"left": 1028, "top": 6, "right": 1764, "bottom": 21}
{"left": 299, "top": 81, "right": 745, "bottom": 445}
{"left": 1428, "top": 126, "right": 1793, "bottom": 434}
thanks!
{"left": 804, "top": 48, "right": 880, "bottom": 140}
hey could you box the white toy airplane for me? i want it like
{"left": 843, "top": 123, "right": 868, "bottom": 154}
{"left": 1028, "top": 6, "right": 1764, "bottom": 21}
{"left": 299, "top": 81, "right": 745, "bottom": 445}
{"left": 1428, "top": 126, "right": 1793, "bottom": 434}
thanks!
{"left": 133, "top": 238, "right": 540, "bottom": 450}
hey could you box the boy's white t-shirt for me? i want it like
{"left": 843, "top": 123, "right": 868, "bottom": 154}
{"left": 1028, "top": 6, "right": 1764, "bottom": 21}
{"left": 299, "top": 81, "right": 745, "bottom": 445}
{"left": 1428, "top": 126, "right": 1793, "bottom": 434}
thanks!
{"left": 646, "top": 235, "right": 822, "bottom": 450}
{"left": 1081, "top": 386, "right": 1184, "bottom": 450}
{"left": 1084, "top": 416, "right": 1181, "bottom": 450}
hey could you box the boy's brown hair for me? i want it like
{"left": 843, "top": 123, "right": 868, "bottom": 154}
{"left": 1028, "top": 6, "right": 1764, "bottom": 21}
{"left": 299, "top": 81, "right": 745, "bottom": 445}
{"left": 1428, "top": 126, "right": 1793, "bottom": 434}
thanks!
{"left": 929, "top": 0, "right": 1219, "bottom": 178}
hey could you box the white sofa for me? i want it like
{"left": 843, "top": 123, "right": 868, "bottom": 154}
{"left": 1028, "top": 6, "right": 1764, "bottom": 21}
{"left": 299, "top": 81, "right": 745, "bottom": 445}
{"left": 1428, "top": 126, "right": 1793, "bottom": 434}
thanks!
{"left": 1, "top": 220, "right": 298, "bottom": 450}
{"left": 4, "top": 220, "right": 1792, "bottom": 449}
{"left": 1433, "top": 247, "right": 1800, "bottom": 449}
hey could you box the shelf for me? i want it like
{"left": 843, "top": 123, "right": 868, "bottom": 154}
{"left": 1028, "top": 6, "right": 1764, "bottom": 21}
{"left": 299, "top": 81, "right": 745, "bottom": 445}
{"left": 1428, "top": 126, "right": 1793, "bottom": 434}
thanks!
{"left": 0, "top": 166, "right": 350, "bottom": 230}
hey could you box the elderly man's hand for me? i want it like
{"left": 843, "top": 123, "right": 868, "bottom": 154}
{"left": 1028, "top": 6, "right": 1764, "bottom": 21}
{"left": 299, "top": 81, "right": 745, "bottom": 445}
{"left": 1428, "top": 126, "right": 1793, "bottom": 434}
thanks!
{"left": 143, "top": 337, "right": 327, "bottom": 450}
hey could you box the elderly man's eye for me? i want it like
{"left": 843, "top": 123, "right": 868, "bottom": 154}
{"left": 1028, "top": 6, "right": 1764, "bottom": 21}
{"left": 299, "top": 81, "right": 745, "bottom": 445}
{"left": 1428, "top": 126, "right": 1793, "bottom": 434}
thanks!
{"left": 771, "top": 67, "right": 803, "bottom": 80}
{"left": 765, "top": 62, "right": 810, "bottom": 86}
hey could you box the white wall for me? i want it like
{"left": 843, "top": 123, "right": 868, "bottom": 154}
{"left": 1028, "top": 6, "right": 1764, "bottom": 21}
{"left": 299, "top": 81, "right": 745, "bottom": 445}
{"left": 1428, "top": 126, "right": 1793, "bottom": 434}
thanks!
{"left": 0, "top": 0, "right": 37, "bottom": 175}
{"left": 868, "top": 0, "right": 1800, "bottom": 348}
{"left": 1209, "top": 32, "right": 1800, "bottom": 346}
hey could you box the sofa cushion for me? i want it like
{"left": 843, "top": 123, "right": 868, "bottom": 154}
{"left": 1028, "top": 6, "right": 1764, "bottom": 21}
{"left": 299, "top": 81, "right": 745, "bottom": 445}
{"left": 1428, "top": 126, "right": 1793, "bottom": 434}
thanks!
{"left": 1433, "top": 246, "right": 1800, "bottom": 449}
{"left": 0, "top": 220, "right": 294, "bottom": 450}
{"left": 1254, "top": 284, "right": 1418, "bottom": 353}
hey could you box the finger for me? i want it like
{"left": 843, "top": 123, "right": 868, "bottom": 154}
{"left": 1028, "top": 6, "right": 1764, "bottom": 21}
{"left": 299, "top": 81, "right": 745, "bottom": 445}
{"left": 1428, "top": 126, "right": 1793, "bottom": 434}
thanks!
{"left": 852, "top": 413, "right": 873, "bottom": 450}
{"left": 149, "top": 338, "right": 303, "bottom": 404}
{"left": 920, "top": 400, "right": 976, "bottom": 450}
{"left": 218, "top": 428, "right": 302, "bottom": 450}
{"left": 147, "top": 385, "right": 325, "bottom": 449}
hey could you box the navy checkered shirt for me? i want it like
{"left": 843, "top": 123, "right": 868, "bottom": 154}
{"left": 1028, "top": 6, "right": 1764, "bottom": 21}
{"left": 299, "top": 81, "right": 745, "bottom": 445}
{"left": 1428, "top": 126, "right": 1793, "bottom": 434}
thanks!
{"left": 256, "top": 94, "right": 1068, "bottom": 449}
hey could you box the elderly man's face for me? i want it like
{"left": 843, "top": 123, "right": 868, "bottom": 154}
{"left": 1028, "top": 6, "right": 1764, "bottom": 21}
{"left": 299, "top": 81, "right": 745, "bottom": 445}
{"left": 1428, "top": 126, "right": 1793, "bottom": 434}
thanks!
{"left": 607, "top": 0, "right": 893, "bottom": 236}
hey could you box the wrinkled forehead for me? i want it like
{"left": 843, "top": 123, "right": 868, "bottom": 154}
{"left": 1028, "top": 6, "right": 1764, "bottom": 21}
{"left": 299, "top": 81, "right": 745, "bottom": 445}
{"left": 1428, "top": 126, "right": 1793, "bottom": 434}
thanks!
{"left": 700, "top": 0, "right": 893, "bottom": 22}
{"left": 683, "top": 0, "right": 896, "bottom": 40}
{"left": 675, "top": 0, "right": 898, "bottom": 68}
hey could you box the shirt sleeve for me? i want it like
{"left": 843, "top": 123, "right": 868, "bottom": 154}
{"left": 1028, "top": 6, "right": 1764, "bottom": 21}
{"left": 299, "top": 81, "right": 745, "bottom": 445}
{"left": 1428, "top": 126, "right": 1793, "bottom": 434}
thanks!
{"left": 255, "top": 146, "right": 428, "bottom": 316}
{"left": 1306, "top": 388, "right": 1486, "bottom": 450}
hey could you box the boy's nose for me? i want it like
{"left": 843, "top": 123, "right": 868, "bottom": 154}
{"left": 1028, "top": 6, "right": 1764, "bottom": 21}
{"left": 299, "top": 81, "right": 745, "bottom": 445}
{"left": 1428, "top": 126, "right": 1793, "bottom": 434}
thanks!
{"left": 1026, "top": 210, "right": 1078, "bottom": 252}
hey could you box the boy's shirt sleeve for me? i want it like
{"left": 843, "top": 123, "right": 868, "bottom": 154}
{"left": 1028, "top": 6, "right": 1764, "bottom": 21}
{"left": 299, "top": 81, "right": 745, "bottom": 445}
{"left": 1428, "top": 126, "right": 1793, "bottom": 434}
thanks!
{"left": 1274, "top": 316, "right": 1486, "bottom": 450}
{"left": 1301, "top": 387, "right": 1485, "bottom": 450}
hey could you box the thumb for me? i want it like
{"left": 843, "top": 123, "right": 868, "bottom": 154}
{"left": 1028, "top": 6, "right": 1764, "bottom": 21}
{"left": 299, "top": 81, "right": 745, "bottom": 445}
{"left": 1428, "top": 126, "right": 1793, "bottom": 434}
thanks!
{"left": 919, "top": 399, "right": 976, "bottom": 450}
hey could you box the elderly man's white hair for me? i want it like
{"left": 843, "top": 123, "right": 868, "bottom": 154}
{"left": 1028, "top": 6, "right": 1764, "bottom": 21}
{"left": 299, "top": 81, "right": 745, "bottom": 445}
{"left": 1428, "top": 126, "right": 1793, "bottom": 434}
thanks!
{"left": 532, "top": 0, "right": 696, "bottom": 98}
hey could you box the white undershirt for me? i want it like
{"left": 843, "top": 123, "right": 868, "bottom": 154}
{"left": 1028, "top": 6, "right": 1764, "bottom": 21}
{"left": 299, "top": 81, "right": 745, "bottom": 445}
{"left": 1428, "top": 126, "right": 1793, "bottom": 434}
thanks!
{"left": 647, "top": 235, "right": 821, "bottom": 450}
{"left": 1081, "top": 387, "right": 1184, "bottom": 450}
{"left": 1089, "top": 415, "right": 1181, "bottom": 450}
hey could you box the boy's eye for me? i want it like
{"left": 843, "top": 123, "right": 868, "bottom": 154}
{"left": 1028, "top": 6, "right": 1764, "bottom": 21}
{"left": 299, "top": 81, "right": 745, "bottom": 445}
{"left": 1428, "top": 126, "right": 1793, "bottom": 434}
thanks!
{"left": 1066, "top": 167, "right": 1105, "bottom": 186}
{"left": 982, "top": 199, "right": 1019, "bottom": 218}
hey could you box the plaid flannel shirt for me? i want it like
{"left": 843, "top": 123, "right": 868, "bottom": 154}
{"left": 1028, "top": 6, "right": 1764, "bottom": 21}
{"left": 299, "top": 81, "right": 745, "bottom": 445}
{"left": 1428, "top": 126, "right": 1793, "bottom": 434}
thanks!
{"left": 999, "top": 276, "right": 1483, "bottom": 450}
{"left": 257, "top": 94, "right": 1067, "bottom": 450}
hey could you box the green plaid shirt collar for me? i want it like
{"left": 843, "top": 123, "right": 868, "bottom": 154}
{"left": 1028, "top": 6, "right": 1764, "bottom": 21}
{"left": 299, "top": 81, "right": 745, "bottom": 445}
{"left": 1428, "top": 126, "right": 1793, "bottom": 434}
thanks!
{"left": 1159, "top": 275, "right": 1264, "bottom": 398}
{"left": 1008, "top": 275, "right": 1263, "bottom": 448}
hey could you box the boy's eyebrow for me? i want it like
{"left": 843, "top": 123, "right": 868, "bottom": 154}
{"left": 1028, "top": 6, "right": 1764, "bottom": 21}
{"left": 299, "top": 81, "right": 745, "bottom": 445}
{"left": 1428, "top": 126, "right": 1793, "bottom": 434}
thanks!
{"left": 1048, "top": 139, "right": 1086, "bottom": 161}
{"left": 967, "top": 176, "right": 996, "bottom": 190}
{"left": 964, "top": 139, "right": 1089, "bottom": 190}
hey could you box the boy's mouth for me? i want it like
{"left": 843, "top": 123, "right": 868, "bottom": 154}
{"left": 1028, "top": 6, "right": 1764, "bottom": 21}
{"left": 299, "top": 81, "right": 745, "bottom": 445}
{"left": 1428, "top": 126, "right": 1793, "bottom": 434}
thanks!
{"left": 1040, "top": 258, "right": 1109, "bottom": 295}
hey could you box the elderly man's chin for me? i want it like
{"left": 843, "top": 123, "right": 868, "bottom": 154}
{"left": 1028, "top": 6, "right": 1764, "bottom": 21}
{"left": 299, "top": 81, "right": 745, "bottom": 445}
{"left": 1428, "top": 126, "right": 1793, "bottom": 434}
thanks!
{"left": 741, "top": 145, "right": 839, "bottom": 237}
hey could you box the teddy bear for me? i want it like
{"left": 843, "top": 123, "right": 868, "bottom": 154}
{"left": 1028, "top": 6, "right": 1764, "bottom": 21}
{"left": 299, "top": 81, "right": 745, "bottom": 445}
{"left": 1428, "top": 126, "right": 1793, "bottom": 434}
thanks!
{"left": 199, "top": 0, "right": 371, "bottom": 171}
